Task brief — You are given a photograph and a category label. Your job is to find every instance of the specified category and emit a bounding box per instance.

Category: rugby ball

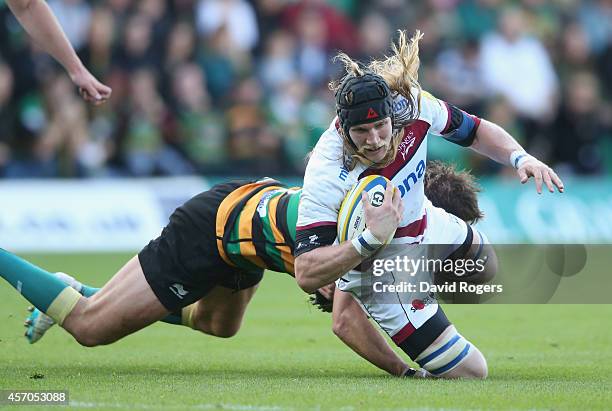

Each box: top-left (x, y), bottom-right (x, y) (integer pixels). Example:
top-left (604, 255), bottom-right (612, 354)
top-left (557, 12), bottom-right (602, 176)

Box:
top-left (337, 175), bottom-right (395, 243)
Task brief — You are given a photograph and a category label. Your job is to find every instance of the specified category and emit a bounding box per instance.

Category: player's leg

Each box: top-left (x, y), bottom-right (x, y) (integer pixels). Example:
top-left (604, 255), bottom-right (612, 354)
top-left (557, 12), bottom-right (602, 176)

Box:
top-left (184, 285), bottom-right (259, 338)
top-left (336, 270), bottom-right (487, 379)
top-left (180, 267), bottom-right (263, 337)
top-left (414, 323), bottom-right (487, 379)
top-left (1, 248), bottom-right (169, 347)
top-left (331, 285), bottom-right (412, 377)
top-left (24, 272), bottom-right (97, 343)
top-left (61, 255), bottom-right (169, 346)
top-left (23, 271), bottom-right (258, 343)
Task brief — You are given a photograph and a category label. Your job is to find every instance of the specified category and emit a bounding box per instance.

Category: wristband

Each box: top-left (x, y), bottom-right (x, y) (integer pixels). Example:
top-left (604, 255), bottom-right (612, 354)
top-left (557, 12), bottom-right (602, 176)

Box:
top-left (510, 150), bottom-right (530, 169)
top-left (351, 228), bottom-right (383, 257)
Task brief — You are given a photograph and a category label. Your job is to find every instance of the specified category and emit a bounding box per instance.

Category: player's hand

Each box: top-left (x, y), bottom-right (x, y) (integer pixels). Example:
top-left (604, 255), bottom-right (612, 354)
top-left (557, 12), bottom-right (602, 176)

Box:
top-left (70, 65), bottom-right (112, 105)
top-left (317, 283), bottom-right (336, 300)
top-left (362, 182), bottom-right (402, 243)
top-left (517, 157), bottom-right (564, 194)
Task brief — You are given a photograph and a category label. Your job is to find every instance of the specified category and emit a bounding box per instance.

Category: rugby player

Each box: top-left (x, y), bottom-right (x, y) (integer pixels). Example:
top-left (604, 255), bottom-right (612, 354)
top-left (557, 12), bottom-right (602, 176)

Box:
top-left (6, 0), bottom-right (111, 104)
top-left (293, 31), bottom-right (564, 379)
top-left (2, 163), bottom-right (481, 379)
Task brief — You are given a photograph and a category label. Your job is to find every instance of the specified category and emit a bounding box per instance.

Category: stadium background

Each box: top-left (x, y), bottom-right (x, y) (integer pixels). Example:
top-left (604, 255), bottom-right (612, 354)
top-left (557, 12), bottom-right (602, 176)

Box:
top-left (1, 1), bottom-right (612, 410)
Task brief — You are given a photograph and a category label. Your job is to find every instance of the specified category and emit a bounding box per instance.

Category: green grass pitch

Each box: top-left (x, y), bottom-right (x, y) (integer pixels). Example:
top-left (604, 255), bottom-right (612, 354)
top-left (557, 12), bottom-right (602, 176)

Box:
top-left (0, 253), bottom-right (611, 410)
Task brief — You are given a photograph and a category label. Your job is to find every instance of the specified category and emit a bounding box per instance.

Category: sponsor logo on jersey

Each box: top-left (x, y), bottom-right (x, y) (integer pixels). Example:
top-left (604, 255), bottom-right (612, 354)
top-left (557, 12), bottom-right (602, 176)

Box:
top-left (410, 293), bottom-right (435, 313)
top-left (339, 166), bottom-right (349, 181)
top-left (308, 234), bottom-right (320, 245)
top-left (257, 190), bottom-right (280, 218)
top-left (398, 131), bottom-right (416, 161)
top-left (397, 159), bottom-right (426, 198)
top-left (393, 95), bottom-right (411, 126)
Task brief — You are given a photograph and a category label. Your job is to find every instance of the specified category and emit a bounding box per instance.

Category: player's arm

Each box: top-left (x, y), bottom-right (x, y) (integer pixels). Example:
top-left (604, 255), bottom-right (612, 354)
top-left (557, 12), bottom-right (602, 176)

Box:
top-left (425, 92), bottom-right (564, 194)
top-left (6, 0), bottom-right (111, 104)
top-left (295, 242), bottom-right (361, 294)
top-left (331, 286), bottom-right (412, 377)
top-left (469, 120), bottom-right (564, 194)
top-left (294, 184), bottom-right (401, 294)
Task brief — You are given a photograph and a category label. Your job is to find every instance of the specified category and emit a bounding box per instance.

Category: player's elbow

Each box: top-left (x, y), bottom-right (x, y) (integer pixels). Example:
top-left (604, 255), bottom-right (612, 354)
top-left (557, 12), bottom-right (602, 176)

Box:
top-left (294, 255), bottom-right (318, 293)
top-left (295, 272), bottom-right (317, 294)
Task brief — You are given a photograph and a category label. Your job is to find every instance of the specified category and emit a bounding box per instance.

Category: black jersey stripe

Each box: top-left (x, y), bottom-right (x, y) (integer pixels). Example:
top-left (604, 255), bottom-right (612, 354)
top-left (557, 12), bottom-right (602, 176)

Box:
top-left (251, 208), bottom-right (279, 271)
top-left (276, 193), bottom-right (294, 251)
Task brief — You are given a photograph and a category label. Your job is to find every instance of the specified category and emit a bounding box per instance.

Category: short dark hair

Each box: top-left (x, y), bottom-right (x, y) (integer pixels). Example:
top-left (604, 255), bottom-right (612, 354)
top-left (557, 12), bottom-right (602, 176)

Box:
top-left (424, 161), bottom-right (483, 224)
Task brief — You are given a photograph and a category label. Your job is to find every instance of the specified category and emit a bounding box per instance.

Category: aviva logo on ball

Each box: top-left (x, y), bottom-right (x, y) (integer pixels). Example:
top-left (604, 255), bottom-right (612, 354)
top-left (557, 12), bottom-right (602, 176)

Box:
top-left (337, 175), bottom-right (390, 243)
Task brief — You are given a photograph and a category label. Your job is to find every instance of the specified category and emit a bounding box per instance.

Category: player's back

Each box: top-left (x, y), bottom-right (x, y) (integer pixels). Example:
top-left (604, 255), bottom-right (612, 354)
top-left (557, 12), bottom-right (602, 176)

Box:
top-left (216, 179), bottom-right (301, 275)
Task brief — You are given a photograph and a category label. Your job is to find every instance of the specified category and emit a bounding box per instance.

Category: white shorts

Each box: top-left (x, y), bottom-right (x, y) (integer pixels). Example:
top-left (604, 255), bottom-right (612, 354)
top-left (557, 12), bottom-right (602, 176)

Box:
top-left (336, 198), bottom-right (471, 359)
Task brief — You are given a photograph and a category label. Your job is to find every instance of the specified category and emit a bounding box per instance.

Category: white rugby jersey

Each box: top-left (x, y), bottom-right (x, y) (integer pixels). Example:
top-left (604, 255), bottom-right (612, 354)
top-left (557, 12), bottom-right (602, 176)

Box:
top-left (295, 90), bottom-right (479, 254)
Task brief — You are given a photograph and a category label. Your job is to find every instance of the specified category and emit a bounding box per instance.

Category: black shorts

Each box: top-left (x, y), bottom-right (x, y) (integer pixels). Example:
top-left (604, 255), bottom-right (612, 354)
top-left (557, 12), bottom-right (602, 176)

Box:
top-left (139, 181), bottom-right (264, 312)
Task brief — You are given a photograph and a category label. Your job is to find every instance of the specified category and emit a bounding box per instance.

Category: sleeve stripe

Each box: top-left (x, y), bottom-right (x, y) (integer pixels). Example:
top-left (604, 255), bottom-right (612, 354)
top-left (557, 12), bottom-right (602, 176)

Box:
top-left (442, 100), bottom-right (452, 134)
top-left (296, 221), bottom-right (337, 231)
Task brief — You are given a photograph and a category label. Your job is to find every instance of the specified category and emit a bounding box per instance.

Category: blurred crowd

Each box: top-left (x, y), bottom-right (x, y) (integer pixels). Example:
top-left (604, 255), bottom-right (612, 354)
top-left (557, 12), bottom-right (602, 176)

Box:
top-left (0, 0), bottom-right (611, 178)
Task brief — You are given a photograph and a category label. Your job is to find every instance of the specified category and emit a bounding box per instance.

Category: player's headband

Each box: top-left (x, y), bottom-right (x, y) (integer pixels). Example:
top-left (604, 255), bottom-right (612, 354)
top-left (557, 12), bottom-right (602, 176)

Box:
top-left (335, 72), bottom-right (394, 148)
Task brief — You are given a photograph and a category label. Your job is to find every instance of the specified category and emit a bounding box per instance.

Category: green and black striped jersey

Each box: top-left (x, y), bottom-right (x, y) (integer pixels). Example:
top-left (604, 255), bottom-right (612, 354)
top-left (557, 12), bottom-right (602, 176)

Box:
top-left (216, 180), bottom-right (301, 275)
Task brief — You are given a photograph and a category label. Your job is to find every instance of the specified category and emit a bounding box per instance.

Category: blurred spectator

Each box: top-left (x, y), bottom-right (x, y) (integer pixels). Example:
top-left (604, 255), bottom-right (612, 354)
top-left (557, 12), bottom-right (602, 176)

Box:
top-left (357, 12), bottom-right (392, 60)
top-left (226, 77), bottom-right (284, 175)
top-left (558, 21), bottom-right (593, 80)
top-left (480, 6), bottom-right (558, 145)
top-left (197, 25), bottom-right (239, 101)
top-left (253, 0), bottom-right (286, 52)
top-left (48, 0), bottom-right (91, 51)
top-left (0, 0), bottom-right (610, 178)
top-left (196, 0), bottom-right (259, 52)
top-left (282, 0), bottom-right (358, 53)
top-left (258, 29), bottom-right (297, 91)
top-left (119, 69), bottom-right (192, 176)
top-left (294, 7), bottom-right (329, 87)
top-left (165, 21), bottom-right (197, 73)
top-left (548, 72), bottom-right (611, 175)
top-left (80, 7), bottom-right (115, 79)
top-left (431, 39), bottom-right (486, 114)
top-left (456, 0), bottom-right (500, 40)
top-left (0, 62), bottom-right (16, 174)
top-left (598, 41), bottom-right (612, 101)
top-left (168, 62), bottom-right (226, 172)
top-left (35, 72), bottom-right (89, 176)
top-left (578, 0), bottom-right (612, 55)
top-left (113, 13), bottom-right (157, 72)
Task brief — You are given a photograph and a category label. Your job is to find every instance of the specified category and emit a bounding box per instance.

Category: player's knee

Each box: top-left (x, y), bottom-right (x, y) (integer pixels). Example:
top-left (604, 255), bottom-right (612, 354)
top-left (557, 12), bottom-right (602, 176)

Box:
top-left (416, 330), bottom-right (487, 379)
top-left (207, 326), bottom-right (239, 338)
top-left (455, 348), bottom-right (488, 379)
top-left (332, 310), bottom-right (352, 340)
top-left (194, 318), bottom-right (240, 338)
top-left (70, 321), bottom-right (106, 347)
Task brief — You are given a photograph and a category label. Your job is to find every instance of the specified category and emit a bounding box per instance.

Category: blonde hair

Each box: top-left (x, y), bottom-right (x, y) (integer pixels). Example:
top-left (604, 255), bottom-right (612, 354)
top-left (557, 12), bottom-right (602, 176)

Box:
top-left (329, 30), bottom-right (423, 170)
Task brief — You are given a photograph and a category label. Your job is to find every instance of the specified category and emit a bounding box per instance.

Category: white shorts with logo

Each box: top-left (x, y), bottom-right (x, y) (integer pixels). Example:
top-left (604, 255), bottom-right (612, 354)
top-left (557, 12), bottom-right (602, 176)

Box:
top-left (336, 198), bottom-right (470, 358)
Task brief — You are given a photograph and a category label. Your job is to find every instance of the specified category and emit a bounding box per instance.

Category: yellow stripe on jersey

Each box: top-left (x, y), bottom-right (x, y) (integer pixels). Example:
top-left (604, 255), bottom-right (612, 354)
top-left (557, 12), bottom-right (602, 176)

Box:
top-left (216, 181), bottom-right (271, 267)
top-left (237, 186), bottom-right (279, 269)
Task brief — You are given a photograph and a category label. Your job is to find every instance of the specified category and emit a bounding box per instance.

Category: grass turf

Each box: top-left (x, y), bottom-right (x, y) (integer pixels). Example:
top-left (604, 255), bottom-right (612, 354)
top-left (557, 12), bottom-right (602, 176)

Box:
top-left (0, 253), bottom-right (611, 410)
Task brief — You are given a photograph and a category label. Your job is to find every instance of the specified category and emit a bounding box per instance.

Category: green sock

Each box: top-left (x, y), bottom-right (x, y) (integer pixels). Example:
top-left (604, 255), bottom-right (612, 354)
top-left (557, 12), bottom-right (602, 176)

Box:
top-left (80, 285), bottom-right (99, 298)
top-left (0, 248), bottom-right (81, 325)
